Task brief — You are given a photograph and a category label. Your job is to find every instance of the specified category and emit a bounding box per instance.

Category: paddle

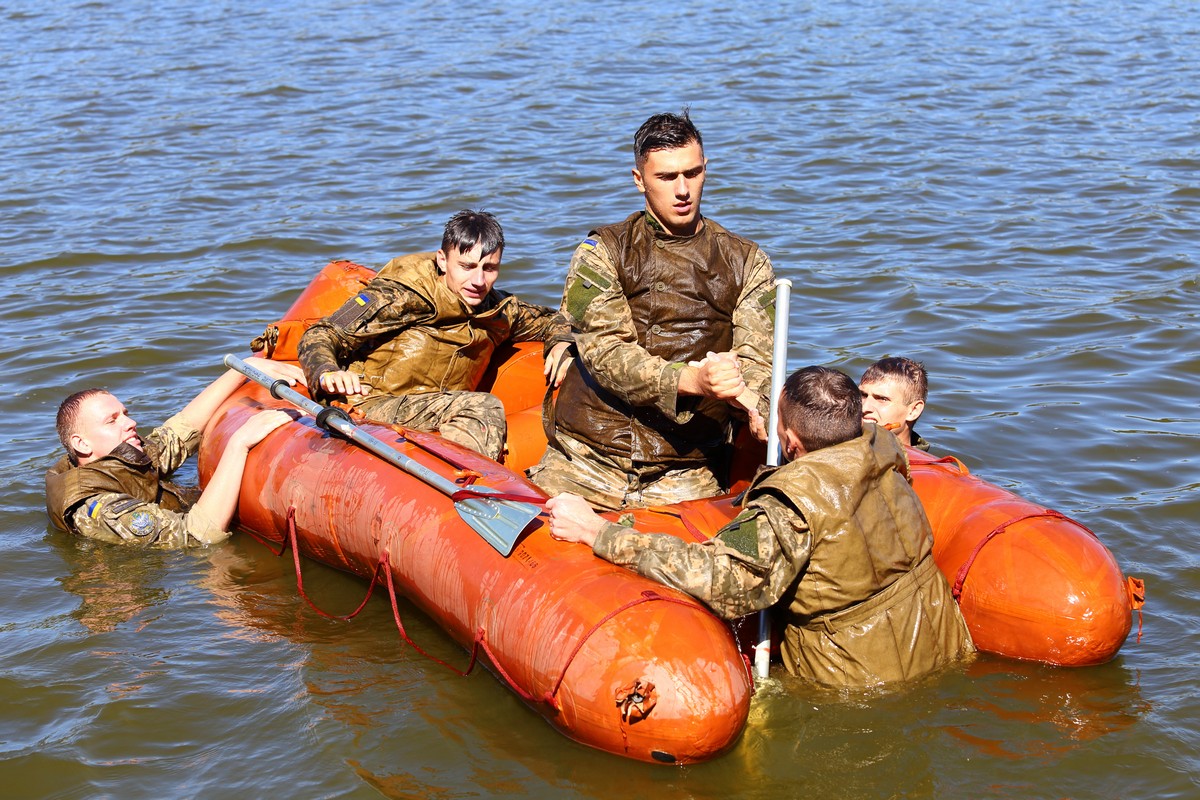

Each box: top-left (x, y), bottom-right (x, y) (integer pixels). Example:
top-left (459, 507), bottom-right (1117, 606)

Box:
top-left (754, 277), bottom-right (793, 682)
top-left (224, 354), bottom-right (541, 556)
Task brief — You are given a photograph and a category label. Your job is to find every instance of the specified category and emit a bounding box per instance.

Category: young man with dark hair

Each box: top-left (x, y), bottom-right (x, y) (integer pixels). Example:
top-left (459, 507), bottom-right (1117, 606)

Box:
top-left (46, 358), bottom-right (301, 547)
top-left (530, 110), bottom-right (776, 510)
top-left (860, 356), bottom-right (930, 451)
top-left (298, 209), bottom-right (571, 462)
top-left (546, 366), bottom-right (974, 689)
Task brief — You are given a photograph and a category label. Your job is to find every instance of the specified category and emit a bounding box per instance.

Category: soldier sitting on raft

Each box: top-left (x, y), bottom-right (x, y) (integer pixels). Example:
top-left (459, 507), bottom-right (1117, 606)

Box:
top-left (296, 210), bottom-right (572, 462)
top-left (546, 365), bottom-right (975, 688)
top-left (46, 358), bottom-right (301, 548)
top-left (860, 356), bottom-right (931, 452)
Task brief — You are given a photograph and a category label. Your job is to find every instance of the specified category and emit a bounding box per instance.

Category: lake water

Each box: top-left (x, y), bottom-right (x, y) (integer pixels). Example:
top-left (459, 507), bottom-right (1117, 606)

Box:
top-left (2, 1), bottom-right (1197, 797)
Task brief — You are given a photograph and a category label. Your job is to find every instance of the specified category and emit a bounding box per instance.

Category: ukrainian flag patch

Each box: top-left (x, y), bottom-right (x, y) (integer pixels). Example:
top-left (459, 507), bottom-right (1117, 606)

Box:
top-left (86, 500), bottom-right (100, 519)
top-left (580, 238), bottom-right (597, 251)
top-left (353, 292), bottom-right (370, 306)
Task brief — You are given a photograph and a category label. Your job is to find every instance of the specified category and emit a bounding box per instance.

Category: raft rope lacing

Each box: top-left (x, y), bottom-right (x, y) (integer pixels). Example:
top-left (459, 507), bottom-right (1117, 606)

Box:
top-left (248, 506), bottom-right (716, 710)
top-left (951, 508), bottom-right (1145, 643)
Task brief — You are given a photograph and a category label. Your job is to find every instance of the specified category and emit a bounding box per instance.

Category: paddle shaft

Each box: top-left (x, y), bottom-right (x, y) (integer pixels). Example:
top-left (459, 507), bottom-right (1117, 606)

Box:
top-left (224, 354), bottom-right (485, 500)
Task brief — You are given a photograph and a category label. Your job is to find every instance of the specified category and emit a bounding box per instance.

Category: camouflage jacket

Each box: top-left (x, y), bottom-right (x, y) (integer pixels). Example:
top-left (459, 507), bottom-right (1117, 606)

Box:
top-left (298, 252), bottom-right (563, 403)
top-left (551, 211), bottom-right (775, 465)
top-left (593, 424), bottom-right (973, 686)
top-left (45, 414), bottom-right (208, 548)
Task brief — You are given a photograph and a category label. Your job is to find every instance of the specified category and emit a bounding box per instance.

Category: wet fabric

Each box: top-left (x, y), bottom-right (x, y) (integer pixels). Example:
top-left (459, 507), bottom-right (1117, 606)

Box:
top-left (360, 390), bottom-right (507, 461)
top-left (298, 252), bottom-right (561, 459)
top-left (534, 211), bottom-right (775, 506)
top-left (45, 414), bottom-right (209, 548)
top-left (592, 424), bottom-right (975, 687)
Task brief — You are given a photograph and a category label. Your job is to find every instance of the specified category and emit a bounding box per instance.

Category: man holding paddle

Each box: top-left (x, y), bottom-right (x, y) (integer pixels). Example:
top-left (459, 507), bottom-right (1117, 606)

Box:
top-left (297, 210), bottom-right (571, 462)
top-left (529, 110), bottom-right (776, 510)
top-left (46, 357), bottom-right (301, 547)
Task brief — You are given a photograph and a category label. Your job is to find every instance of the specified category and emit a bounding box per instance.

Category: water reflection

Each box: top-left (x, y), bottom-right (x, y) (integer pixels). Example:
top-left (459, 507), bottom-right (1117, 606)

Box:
top-left (54, 533), bottom-right (170, 635)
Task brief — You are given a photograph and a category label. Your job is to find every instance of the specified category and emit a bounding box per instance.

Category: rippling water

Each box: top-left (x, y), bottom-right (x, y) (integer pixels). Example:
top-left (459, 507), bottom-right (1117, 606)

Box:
top-left (2, 1), bottom-right (1197, 797)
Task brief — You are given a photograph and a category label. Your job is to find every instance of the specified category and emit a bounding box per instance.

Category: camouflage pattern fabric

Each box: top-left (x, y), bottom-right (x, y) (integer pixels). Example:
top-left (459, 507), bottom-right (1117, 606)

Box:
top-left (527, 430), bottom-right (720, 512)
top-left (592, 427), bottom-right (975, 688)
top-left (360, 390), bottom-right (507, 461)
top-left (532, 215), bottom-right (775, 506)
top-left (67, 414), bottom-right (211, 548)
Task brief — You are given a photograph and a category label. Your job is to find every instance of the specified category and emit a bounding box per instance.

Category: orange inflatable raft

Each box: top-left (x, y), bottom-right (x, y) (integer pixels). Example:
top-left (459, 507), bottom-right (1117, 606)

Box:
top-left (199, 261), bottom-right (1142, 762)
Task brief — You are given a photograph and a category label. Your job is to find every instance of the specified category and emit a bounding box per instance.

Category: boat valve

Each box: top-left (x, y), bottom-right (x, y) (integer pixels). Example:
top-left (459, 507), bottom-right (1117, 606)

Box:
top-left (615, 678), bottom-right (657, 723)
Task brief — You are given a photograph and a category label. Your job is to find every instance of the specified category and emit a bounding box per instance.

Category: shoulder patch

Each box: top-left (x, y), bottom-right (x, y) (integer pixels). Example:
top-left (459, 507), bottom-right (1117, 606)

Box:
top-left (758, 286), bottom-right (777, 320)
top-left (128, 510), bottom-right (157, 538)
top-left (327, 291), bottom-right (381, 329)
top-left (565, 263), bottom-right (612, 320)
top-left (580, 237), bottom-right (598, 251)
top-left (718, 512), bottom-right (760, 559)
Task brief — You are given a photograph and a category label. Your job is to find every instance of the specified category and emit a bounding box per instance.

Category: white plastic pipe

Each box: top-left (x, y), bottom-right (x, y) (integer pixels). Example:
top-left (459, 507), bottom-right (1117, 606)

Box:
top-left (754, 278), bottom-right (792, 682)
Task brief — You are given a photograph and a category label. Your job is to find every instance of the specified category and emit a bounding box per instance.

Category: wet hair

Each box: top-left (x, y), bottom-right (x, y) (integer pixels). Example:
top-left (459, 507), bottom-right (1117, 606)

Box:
top-left (56, 388), bottom-right (109, 460)
top-left (861, 356), bottom-right (928, 403)
top-left (441, 209), bottom-right (505, 257)
top-left (778, 366), bottom-right (863, 453)
top-left (633, 108), bottom-right (703, 169)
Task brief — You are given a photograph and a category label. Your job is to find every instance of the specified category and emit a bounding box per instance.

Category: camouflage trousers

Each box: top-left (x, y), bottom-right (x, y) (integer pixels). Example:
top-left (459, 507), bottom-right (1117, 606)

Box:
top-left (359, 391), bottom-right (507, 461)
top-left (528, 430), bottom-right (720, 511)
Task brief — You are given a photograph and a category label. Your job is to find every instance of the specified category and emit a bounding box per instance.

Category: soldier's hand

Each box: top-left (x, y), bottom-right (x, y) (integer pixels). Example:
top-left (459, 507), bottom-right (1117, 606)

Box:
top-left (318, 369), bottom-right (368, 396)
top-left (247, 357), bottom-right (307, 387)
top-left (689, 351), bottom-right (747, 401)
top-left (544, 341), bottom-right (575, 388)
top-left (228, 409), bottom-right (296, 452)
top-left (745, 404), bottom-right (768, 442)
top-left (546, 493), bottom-right (603, 547)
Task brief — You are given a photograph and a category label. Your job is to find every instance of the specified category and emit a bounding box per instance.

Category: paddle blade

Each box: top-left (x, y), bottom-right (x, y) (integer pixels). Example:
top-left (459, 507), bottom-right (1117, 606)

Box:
top-left (455, 497), bottom-right (541, 556)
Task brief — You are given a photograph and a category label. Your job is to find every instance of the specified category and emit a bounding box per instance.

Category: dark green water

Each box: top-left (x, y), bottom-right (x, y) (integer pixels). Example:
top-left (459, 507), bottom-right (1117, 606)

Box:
top-left (2, 1), bottom-right (1196, 797)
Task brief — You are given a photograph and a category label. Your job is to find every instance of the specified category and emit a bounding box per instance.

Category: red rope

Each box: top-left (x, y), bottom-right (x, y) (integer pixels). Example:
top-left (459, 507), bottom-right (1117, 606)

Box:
top-left (378, 550), bottom-right (484, 678)
top-left (951, 509), bottom-right (1096, 601)
top-left (280, 507), bottom-right (384, 621)
top-left (546, 589), bottom-right (698, 702)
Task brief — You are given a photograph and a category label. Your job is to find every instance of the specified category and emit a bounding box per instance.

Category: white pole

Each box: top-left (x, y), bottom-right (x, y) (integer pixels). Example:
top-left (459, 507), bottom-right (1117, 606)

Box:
top-left (754, 278), bottom-right (792, 682)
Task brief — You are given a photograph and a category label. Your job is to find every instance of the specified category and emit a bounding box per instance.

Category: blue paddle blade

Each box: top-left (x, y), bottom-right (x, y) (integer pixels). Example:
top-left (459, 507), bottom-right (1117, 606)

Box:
top-left (455, 497), bottom-right (542, 556)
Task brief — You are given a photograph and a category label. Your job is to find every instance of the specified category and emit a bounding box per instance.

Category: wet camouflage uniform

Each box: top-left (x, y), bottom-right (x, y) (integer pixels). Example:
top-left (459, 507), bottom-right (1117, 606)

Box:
top-left (45, 414), bottom-right (210, 548)
top-left (592, 424), bottom-right (975, 688)
top-left (530, 212), bottom-right (775, 510)
top-left (910, 429), bottom-right (931, 452)
top-left (298, 252), bottom-right (561, 461)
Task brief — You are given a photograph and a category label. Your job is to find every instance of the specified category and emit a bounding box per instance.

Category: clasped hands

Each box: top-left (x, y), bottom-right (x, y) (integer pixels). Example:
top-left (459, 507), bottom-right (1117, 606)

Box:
top-left (687, 352), bottom-right (767, 442)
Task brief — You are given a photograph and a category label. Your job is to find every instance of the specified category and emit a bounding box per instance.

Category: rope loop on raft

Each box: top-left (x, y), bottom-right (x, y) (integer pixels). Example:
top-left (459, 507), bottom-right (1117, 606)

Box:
top-left (252, 507), bottom-right (386, 621)
top-left (951, 509), bottom-right (1094, 601)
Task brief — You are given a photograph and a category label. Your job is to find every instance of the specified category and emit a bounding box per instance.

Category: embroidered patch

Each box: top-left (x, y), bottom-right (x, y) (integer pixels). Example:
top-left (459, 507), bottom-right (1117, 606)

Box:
top-left (129, 510), bottom-right (157, 538)
top-left (328, 291), bottom-right (379, 329)
top-left (580, 238), bottom-right (598, 251)
top-left (718, 513), bottom-right (760, 558)
top-left (565, 264), bottom-right (611, 320)
top-left (758, 286), bottom-right (777, 321)
top-left (86, 500), bottom-right (101, 519)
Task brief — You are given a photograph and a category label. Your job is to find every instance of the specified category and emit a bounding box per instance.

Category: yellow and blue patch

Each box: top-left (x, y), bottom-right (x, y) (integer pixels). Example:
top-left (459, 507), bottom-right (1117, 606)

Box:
top-left (580, 238), bottom-right (597, 252)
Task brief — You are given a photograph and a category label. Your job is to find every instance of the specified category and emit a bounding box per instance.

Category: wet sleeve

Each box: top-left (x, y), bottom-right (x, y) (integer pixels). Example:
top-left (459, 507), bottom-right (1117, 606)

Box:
top-left (145, 414), bottom-right (202, 476)
top-left (504, 296), bottom-right (563, 343)
top-left (592, 494), bottom-right (813, 620)
top-left (561, 239), bottom-right (691, 420)
top-left (69, 493), bottom-right (192, 548)
top-left (296, 281), bottom-right (434, 387)
top-left (732, 248), bottom-right (777, 418)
